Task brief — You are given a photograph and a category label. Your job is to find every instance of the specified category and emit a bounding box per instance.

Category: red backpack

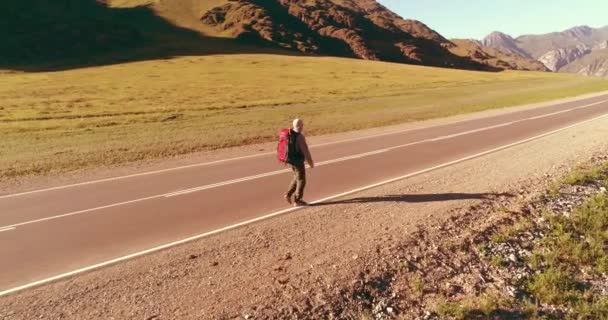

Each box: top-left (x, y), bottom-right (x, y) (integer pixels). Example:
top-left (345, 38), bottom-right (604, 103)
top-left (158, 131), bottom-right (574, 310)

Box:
top-left (277, 128), bottom-right (291, 163)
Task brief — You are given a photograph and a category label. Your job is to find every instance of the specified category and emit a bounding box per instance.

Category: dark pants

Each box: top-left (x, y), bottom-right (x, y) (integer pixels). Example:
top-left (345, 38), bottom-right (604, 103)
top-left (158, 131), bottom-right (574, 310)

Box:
top-left (286, 163), bottom-right (306, 201)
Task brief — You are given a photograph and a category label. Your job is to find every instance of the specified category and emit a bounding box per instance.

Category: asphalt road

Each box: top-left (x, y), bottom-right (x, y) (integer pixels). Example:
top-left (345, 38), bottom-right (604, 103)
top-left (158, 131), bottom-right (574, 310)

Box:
top-left (1, 94), bottom-right (608, 295)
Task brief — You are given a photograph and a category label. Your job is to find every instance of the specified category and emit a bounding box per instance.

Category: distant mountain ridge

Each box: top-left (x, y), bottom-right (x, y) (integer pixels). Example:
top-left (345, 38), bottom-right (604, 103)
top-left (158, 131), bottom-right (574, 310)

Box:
top-left (448, 38), bottom-right (547, 72)
top-left (481, 25), bottom-right (608, 77)
top-left (481, 32), bottom-right (531, 59)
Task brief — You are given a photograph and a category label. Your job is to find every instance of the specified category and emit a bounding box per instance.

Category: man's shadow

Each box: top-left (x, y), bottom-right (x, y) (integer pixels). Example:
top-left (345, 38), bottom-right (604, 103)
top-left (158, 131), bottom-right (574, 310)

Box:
top-left (313, 193), bottom-right (513, 206)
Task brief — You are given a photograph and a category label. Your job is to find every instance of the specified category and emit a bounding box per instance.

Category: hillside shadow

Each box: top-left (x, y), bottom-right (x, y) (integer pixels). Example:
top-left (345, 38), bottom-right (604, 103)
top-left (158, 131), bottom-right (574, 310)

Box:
top-left (0, 0), bottom-right (304, 72)
top-left (313, 193), bottom-right (513, 206)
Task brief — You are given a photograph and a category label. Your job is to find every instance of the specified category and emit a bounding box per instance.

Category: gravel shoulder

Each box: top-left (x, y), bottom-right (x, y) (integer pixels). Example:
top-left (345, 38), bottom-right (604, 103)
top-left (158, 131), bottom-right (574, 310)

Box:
top-left (2, 98), bottom-right (608, 319)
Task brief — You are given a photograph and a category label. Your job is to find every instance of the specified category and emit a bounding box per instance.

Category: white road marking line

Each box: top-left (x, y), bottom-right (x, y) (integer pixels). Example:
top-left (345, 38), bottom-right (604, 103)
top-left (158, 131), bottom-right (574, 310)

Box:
top-left (2, 111), bottom-right (607, 297)
top-left (427, 121), bottom-right (515, 142)
top-left (164, 169), bottom-right (290, 197)
top-left (1, 98), bottom-right (606, 200)
top-left (0, 227), bottom-right (15, 233)
top-left (2, 102), bottom-right (607, 229)
top-left (165, 148), bottom-right (392, 197)
top-left (165, 101), bottom-right (605, 197)
top-left (0, 122), bottom-right (501, 228)
top-left (527, 102), bottom-right (596, 120)
top-left (164, 120), bottom-right (513, 198)
top-left (2, 195), bottom-right (162, 229)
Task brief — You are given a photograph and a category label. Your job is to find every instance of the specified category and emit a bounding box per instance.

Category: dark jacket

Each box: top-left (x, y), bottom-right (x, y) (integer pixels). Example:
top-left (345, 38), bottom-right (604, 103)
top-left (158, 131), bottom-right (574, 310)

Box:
top-left (288, 129), bottom-right (313, 167)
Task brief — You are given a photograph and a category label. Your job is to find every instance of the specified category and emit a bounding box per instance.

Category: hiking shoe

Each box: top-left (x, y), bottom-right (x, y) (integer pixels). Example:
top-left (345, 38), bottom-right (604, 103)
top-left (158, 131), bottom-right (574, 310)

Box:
top-left (294, 200), bottom-right (309, 207)
top-left (284, 194), bottom-right (293, 204)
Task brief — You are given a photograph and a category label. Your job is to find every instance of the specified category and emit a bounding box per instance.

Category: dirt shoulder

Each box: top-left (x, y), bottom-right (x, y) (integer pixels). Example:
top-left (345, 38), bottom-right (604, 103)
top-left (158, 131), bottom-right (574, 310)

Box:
top-left (4, 90), bottom-right (608, 196)
top-left (2, 96), bottom-right (608, 319)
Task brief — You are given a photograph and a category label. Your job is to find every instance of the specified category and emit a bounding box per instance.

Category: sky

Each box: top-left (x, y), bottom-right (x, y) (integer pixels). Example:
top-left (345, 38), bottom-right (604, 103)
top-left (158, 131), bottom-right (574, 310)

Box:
top-left (378, 0), bottom-right (608, 40)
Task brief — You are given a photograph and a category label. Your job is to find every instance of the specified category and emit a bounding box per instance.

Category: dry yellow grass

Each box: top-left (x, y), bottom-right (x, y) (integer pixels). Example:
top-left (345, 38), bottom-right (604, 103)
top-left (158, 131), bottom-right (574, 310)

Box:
top-left (2, 54), bottom-right (608, 181)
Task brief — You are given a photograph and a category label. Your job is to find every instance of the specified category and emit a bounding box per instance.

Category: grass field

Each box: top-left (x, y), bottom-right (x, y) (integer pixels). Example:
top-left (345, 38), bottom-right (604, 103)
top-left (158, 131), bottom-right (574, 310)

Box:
top-left (2, 54), bottom-right (608, 181)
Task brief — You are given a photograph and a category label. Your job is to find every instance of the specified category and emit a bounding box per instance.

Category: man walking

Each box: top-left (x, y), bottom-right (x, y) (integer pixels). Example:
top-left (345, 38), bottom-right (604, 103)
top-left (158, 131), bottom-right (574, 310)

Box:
top-left (285, 118), bottom-right (314, 207)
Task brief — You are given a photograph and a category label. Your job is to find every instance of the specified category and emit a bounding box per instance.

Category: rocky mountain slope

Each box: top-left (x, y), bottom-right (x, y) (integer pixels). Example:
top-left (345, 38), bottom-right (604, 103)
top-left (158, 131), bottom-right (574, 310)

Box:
top-left (517, 25), bottom-right (608, 59)
top-left (537, 44), bottom-right (591, 72)
top-left (561, 48), bottom-right (608, 77)
top-left (180, 0), bottom-right (552, 71)
top-left (194, 0), bottom-right (490, 69)
top-left (482, 26), bottom-right (608, 77)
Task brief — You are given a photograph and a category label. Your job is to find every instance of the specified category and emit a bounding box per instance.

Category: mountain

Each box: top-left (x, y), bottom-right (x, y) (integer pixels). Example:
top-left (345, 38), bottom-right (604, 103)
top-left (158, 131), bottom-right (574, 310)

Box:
top-left (481, 31), bottom-right (531, 59)
top-left (0, 0), bottom-right (143, 65)
top-left (538, 44), bottom-right (591, 72)
top-left (150, 0), bottom-right (554, 71)
top-left (0, 0), bottom-right (261, 70)
top-left (194, 0), bottom-right (490, 69)
top-left (481, 26), bottom-right (608, 77)
top-left (516, 25), bottom-right (608, 59)
top-left (2, 0), bottom-right (521, 72)
top-left (561, 49), bottom-right (608, 77)
top-left (449, 39), bottom-right (547, 71)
